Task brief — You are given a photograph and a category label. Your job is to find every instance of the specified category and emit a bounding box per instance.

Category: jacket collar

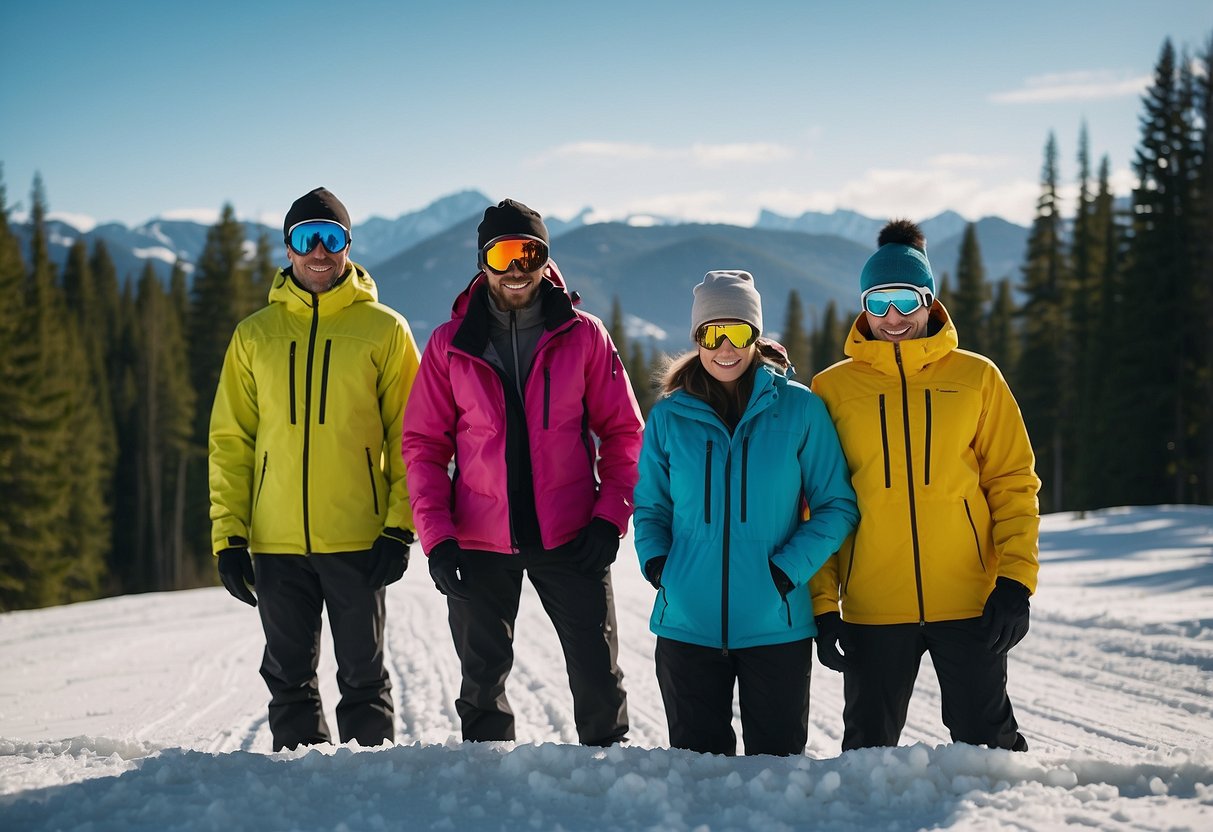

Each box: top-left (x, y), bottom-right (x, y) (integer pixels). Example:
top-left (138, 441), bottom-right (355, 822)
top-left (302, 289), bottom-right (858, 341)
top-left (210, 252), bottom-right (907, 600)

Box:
top-left (268, 261), bottom-right (378, 316)
top-left (843, 302), bottom-right (958, 376)
top-left (665, 364), bottom-right (785, 431)
top-left (450, 265), bottom-right (577, 356)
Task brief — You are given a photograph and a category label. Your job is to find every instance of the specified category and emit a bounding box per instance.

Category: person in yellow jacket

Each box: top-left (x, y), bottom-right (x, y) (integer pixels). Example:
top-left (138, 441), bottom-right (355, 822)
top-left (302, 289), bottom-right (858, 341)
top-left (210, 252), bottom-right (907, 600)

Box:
top-left (810, 219), bottom-right (1040, 753)
top-left (209, 187), bottom-right (421, 751)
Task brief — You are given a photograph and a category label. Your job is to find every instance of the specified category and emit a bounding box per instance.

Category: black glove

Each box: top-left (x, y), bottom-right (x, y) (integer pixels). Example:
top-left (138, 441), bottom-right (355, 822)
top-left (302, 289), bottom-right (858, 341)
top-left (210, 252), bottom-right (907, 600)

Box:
top-left (770, 562), bottom-right (794, 598)
top-left (367, 527), bottom-right (413, 588)
top-left (814, 611), bottom-right (850, 672)
top-left (217, 545), bottom-right (256, 607)
top-left (428, 539), bottom-right (470, 601)
top-left (573, 517), bottom-right (621, 574)
top-left (643, 555), bottom-right (667, 590)
top-left (981, 577), bottom-right (1031, 654)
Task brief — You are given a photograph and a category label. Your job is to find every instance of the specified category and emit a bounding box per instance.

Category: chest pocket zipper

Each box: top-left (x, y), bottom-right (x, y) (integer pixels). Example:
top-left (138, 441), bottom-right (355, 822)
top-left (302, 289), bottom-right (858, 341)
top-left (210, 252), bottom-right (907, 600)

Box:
top-left (704, 440), bottom-right (713, 523)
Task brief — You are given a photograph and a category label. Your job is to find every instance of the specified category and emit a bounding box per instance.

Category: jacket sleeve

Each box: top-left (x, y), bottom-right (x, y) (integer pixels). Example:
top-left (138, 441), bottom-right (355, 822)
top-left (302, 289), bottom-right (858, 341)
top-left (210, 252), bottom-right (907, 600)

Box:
top-left (808, 372), bottom-right (845, 615)
top-left (632, 405), bottom-right (673, 574)
top-left (771, 392), bottom-right (859, 590)
top-left (582, 318), bottom-right (645, 534)
top-left (208, 328), bottom-right (258, 554)
top-left (381, 317), bottom-right (422, 533)
top-left (401, 329), bottom-right (460, 553)
top-left (976, 362), bottom-right (1041, 593)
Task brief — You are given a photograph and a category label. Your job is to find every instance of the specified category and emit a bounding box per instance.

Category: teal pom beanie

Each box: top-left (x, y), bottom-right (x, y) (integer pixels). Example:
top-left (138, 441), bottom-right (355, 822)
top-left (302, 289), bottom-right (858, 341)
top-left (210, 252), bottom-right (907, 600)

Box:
top-left (859, 243), bottom-right (935, 298)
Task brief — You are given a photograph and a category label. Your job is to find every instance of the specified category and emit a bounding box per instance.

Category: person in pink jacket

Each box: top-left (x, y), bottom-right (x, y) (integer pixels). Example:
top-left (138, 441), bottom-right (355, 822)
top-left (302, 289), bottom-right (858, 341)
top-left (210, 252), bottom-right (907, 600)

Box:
top-left (402, 199), bottom-right (643, 746)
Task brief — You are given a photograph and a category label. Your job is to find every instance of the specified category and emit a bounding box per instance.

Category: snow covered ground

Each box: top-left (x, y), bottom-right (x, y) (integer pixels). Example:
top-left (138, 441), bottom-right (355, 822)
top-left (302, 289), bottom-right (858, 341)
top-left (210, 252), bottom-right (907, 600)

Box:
top-left (2, 505), bottom-right (1211, 830)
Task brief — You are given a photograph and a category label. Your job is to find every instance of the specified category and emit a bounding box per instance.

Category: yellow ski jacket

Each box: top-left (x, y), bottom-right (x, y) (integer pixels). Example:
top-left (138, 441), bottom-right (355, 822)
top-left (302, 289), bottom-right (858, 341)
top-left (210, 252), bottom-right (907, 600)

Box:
top-left (809, 303), bottom-right (1040, 624)
top-left (209, 263), bottom-right (420, 555)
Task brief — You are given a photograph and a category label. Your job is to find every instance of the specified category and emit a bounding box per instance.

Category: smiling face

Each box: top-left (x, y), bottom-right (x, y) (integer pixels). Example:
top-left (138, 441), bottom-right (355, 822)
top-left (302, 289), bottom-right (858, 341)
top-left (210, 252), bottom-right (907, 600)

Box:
top-left (865, 303), bottom-right (930, 343)
top-left (697, 319), bottom-right (757, 391)
top-left (485, 261), bottom-right (545, 311)
top-left (286, 239), bottom-right (349, 294)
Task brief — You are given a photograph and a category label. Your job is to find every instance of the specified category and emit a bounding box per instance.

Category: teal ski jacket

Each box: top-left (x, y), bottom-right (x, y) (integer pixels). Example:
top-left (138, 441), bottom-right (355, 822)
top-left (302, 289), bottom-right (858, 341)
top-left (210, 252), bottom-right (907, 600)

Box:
top-left (634, 365), bottom-right (859, 650)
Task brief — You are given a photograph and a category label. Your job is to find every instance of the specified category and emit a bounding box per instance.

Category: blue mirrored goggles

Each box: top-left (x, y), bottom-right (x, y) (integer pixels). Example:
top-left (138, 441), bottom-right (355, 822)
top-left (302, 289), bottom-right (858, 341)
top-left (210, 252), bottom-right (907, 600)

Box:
top-left (861, 285), bottom-right (933, 317)
top-left (286, 220), bottom-right (350, 256)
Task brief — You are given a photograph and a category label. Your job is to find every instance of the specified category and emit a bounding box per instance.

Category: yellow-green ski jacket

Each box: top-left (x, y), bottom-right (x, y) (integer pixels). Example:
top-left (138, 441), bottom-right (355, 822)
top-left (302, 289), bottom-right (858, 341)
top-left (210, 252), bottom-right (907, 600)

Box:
top-left (209, 263), bottom-right (420, 555)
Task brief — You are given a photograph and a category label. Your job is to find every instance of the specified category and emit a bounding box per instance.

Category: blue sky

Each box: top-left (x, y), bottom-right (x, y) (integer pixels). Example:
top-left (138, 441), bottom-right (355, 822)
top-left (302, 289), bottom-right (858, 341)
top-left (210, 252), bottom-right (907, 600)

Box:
top-left (2, 0), bottom-right (1210, 229)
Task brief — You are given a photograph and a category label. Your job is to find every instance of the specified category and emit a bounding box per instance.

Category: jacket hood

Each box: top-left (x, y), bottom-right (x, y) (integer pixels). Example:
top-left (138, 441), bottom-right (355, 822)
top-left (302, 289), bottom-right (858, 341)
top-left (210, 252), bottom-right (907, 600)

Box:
top-left (843, 301), bottom-right (959, 375)
top-left (269, 261), bottom-right (378, 315)
top-left (449, 259), bottom-right (575, 319)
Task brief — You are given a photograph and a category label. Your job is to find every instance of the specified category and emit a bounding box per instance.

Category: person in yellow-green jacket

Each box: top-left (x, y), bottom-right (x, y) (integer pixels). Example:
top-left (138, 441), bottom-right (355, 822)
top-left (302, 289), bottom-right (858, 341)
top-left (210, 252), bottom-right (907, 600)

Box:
top-left (209, 187), bottom-right (421, 751)
top-left (810, 219), bottom-right (1040, 753)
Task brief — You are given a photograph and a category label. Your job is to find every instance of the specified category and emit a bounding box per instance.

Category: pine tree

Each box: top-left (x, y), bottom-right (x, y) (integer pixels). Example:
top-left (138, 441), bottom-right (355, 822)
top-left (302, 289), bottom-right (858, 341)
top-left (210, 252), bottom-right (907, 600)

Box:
top-left (1064, 124), bottom-right (1099, 510)
top-left (951, 224), bottom-right (989, 355)
top-left (1088, 155), bottom-right (1133, 508)
top-left (628, 340), bottom-right (657, 417)
top-left (249, 231), bottom-right (279, 305)
top-left (10, 176), bottom-right (108, 606)
top-left (0, 173), bottom-right (47, 609)
top-left (984, 279), bottom-right (1019, 378)
top-left (1198, 33), bottom-right (1213, 503)
top-left (132, 262), bottom-right (197, 589)
top-left (1124, 39), bottom-right (1202, 503)
top-left (186, 205), bottom-right (254, 574)
top-left (812, 301), bottom-right (844, 378)
top-left (607, 296), bottom-right (627, 356)
top-left (1016, 133), bottom-right (1070, 511)
top-left (781, 289), bottom-right (811, 380)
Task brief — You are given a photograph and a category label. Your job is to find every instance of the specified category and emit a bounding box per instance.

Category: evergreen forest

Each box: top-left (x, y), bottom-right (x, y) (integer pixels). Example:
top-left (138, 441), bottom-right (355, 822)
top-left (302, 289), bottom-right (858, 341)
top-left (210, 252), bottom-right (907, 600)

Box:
top-left (1, 35), bottom-right (1210, 611)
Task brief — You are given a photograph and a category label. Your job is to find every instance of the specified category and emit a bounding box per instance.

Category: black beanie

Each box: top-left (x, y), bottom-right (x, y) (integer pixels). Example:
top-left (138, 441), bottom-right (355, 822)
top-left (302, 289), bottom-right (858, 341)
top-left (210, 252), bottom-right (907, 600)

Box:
top-left (477, 199), bottom-right (549, 249)
top-left (283, 187), bottom-right (351, 241)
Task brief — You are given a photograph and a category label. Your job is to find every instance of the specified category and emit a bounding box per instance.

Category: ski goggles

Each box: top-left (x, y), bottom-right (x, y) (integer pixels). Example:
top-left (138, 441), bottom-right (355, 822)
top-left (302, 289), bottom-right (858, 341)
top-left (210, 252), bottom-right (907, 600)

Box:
top-left (287, 220), bottom-right (350, 256)
top-left (695, 321), bottom-right (759, 350)
top-left (479, 235), bottom-right (549, 274)
top-left (861, 285), bottom-right (933, 317)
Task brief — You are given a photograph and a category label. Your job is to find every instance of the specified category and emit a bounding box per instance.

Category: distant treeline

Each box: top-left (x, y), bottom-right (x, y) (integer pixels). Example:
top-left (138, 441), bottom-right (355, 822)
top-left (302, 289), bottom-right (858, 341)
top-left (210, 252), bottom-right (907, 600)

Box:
top-left (1, 34), bottom-right (1209, 612)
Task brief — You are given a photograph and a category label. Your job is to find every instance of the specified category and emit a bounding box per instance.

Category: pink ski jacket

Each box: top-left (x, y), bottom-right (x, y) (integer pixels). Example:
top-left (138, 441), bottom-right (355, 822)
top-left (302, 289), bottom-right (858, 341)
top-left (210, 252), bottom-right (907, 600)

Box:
top-left (401, 263), bottom-right (643, 554)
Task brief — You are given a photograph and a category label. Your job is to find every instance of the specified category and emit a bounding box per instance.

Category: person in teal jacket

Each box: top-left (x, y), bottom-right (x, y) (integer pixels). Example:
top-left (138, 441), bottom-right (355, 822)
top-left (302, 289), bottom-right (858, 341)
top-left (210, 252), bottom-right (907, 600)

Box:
top-left (634, 270), bottom-right (859, 756)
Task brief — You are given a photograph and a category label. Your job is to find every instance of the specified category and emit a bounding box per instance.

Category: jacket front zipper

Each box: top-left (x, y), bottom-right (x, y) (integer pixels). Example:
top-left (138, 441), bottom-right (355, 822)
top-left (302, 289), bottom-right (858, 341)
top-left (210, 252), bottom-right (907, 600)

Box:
top-left (895, 344), bottom-right (926, 624)
top-left (703, 440), bottom-right (713, 523)
top-left (740, 436), bottom-right (749, 523)
top-left (721, 447), bottom-right (733, 654)
top-left (301, 294), bottom-right (320, 553)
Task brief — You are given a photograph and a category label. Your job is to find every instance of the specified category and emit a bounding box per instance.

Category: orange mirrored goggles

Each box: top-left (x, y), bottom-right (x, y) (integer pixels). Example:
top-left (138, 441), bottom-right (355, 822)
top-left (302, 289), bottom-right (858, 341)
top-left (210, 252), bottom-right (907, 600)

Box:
top-left (479, 235), bottom-right (549, 274)
top-left (695, 322), bottom-right (758, 350)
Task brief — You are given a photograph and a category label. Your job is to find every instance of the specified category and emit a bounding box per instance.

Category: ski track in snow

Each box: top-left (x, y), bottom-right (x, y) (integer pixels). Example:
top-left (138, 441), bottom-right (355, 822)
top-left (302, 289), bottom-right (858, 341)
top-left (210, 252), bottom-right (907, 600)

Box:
top-left (1, 506), bottom-right (1212, 830)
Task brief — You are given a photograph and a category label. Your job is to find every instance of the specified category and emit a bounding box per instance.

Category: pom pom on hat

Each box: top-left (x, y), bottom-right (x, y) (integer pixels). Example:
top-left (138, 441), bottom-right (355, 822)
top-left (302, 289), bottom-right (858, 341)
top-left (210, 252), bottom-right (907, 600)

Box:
top-left (283, 187), bottom-right (351, 241)
top-left (477, 199), bottom-right (549, 250)
top-left (860, 219), bottom-right (935, 298)
top-left (690, 270), bottom-right (763, 341)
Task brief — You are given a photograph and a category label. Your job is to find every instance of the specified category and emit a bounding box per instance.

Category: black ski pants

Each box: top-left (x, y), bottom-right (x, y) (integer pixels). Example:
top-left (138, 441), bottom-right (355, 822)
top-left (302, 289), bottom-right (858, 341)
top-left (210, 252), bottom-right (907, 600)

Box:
top-left (655, 636), bottom-right (813, 757)
top-left (445, 548), bottom-right (628, 746)
top-left (254, 552), bottom-right (393, 752)
top-left (841, 617), bottom-right (1026, 752)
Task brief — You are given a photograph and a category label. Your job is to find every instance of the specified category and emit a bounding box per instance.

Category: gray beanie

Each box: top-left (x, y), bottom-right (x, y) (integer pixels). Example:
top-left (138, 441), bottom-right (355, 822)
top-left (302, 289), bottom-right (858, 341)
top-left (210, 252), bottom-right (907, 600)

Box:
top-left (690, 270), bottom-right (763, 341)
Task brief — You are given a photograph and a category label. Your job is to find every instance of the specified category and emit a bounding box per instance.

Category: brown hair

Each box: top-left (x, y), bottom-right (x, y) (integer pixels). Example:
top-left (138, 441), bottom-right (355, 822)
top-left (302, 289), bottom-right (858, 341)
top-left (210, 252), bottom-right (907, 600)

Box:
top-left (658, 339), bottom-right (790, 428)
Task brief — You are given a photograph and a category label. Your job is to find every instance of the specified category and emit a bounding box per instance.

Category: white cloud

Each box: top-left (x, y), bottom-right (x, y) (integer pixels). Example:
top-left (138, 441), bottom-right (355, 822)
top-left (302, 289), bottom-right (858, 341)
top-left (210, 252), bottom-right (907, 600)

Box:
top-left (160, 207), bottom-right (222, 224)
top-left (927, 153), bottom-right (1014, 170)
top-left (538, 140), bottom-right (796, 168)
top-left (46, 211), bottom-right (97, 233)
top-left (990, 70), bottom-right (1151, 104)
top-left (689, 142), bottom-right (794, 166)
